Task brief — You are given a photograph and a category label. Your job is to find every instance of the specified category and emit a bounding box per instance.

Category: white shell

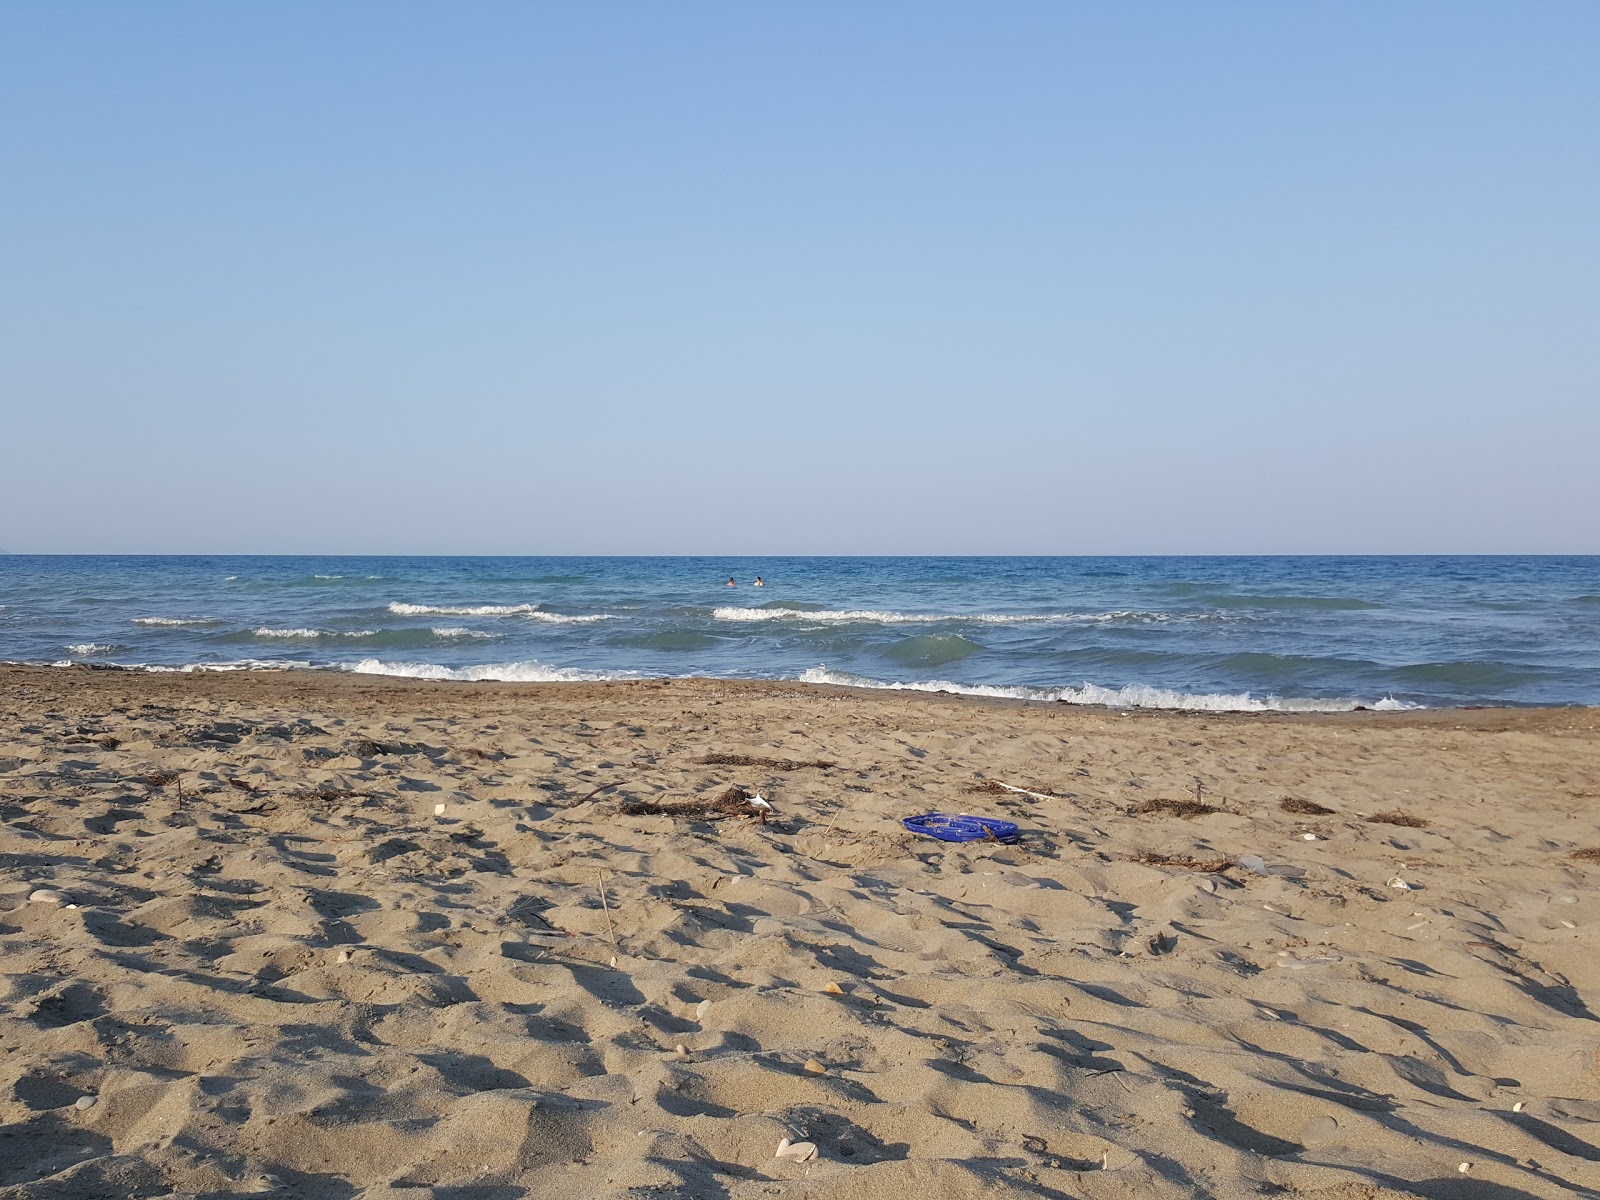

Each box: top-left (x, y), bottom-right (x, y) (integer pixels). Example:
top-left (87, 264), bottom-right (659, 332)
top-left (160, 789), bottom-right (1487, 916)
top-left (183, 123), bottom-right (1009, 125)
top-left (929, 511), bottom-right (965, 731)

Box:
top-left (1387, 876), bottom-right (1411, 890)
top-left (775, 1138), bottom-right (818, 1161)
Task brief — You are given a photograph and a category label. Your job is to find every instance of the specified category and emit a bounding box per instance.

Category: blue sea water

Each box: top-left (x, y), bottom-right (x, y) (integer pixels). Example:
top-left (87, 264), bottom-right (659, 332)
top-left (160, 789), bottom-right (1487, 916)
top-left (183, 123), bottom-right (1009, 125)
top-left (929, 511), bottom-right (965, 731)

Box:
top-left (2, 556), bottom-right (1598, 710)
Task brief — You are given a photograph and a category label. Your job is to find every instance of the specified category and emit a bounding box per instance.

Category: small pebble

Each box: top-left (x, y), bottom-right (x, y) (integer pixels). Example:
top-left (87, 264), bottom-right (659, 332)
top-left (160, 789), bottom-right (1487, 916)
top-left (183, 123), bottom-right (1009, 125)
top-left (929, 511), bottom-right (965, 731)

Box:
top-left (336, 949), bottom-right (351, 963)
top-left (1512, 1101), bottom-right (1524, 1112)
top-left (433, 803), bottom-right (447, 817)
top-left (1458, 1162), bottom-right (1472, 1174)
top-left (29, 889), bottom-right (65, 905)
top-left (674, 1044), bottom-right (688, 1058)
top-left (822, 981), bottom-right (845, 996)
top-left (1561, 920), bottom-right (1576, 929)
top-left (73, 1095), bottom-right (96, 1111)
top-left (1301, 833), bottom-right (1320, 841)
top-left (803, 1058), bottom-right (826, 1075)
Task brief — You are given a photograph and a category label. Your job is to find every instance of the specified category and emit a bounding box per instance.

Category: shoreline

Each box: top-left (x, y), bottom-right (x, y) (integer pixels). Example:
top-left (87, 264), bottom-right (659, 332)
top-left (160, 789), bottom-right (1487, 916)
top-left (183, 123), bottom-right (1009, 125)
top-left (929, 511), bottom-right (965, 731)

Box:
top-left (8, 661), bottom-right (1592, 721)
top-left (3, 661), bottom-right (1599, 1197)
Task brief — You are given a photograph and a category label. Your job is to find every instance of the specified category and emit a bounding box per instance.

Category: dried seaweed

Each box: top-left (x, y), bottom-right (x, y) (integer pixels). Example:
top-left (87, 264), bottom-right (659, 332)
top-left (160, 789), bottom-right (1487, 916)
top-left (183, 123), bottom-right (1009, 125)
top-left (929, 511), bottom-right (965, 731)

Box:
top-left (139, 771), bottom-right (179, 789)
top-left (1572, 847), bottom-right (1600, 863)
top-left (1135, 852), bottom-right (1233, 872)
top-left (1367, 810), bottom-right (1427, 828)
top-left (351, 738), bottom-right (415, 758)
top-left (1280, 797), bottom-right (1335, 816)
top-left (1132, 798), bottom-right (1220, 818)
top-left (693, 753), bottom-right (834, 771)
top-left (622, 785), bottom-right (760, 820)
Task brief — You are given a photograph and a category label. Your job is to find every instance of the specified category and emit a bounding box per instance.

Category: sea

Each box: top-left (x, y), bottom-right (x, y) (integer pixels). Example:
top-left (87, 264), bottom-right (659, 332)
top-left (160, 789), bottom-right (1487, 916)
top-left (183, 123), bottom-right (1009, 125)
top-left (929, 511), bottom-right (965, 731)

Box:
top-left (2, 556), bottom-right (1598, 711)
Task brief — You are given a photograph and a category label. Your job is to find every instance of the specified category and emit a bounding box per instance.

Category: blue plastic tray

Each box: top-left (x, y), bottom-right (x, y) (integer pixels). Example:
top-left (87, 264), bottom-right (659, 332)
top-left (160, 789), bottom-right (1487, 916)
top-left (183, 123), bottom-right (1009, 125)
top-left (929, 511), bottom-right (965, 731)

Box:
top-left (902, 813), bottom-right (1020, 844)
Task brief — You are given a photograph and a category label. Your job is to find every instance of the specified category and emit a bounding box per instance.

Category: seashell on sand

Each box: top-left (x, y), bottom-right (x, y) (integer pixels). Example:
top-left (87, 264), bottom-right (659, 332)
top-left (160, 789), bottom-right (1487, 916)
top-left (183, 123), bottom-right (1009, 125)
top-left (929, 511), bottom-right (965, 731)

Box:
top-left (775, 1137), bottom-right (818, 1161)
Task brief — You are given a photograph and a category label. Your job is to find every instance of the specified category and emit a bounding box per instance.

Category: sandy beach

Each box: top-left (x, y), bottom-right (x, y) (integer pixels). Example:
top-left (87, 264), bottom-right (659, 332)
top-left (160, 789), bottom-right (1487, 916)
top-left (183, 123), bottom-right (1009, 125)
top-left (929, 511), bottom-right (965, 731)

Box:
top-left (3, 663), bottom-right (1599, 1199)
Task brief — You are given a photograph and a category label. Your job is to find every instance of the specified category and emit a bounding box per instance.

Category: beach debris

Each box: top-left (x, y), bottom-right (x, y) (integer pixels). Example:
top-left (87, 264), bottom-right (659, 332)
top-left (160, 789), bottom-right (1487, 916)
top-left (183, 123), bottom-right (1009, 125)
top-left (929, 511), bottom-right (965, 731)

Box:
top-left (621, 786), bottom-right (769, 822)
top-left (694, 752), bottom-right (834, 770)
top-left (1237, 854), bottom-right (1269, 875)
top-left (433, 803), bottom-right (448, 817)
top-left (1368, 810), bottom-right (1428, 828)
top-left (1572, 847), bottom-right (1600, 863)
top-left (822, 981), bottom-right (846, 995)
top-left (139, 770), bottom-right (179, 788)
top-left (775, 1137), bottom-right (818, 1162)
top-left (901, 813), bottom-right (1020, 843)
top-left (1281, 797), bottom-right (1336, 815)
top-left (1135, 852), bottom-right (1232, 872)
top-left (1132, 797), bottom-right (1219, 818)
top-left (73, 1095), bottom-right (97, 1111)
top-left (695, 999), bottom-right (712, 1021)
top-left (1299, 1114), bottom-right (1339, 1147)
top-left (967, 780), bottom-right (1060, 802)
top-left (1100, 1146), bottom-right (1138, 1170)
top-left (1388, 876), bottom-right (1413, 891)
top-left (29, 888), bottom-right (66, 905)
top-left (803, 1057), bottom-right (826, 1075)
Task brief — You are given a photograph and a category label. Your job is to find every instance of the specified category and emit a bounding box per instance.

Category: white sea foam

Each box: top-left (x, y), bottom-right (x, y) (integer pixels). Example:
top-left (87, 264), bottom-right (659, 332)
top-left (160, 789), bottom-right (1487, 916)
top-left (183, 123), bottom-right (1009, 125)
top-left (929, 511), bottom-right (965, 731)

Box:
top-left (133, 616), bottom-right (218, 626)
top-left (796, 667), bottom-right (1420, 712)
top-left (313, 574), bottom-right (343, 580)
top-left (387, 602), bottom-right (610, 623)
top-left (143, 659), bottom-right (316, 673)
top-left (430, 626), bottom-right (500, 640)
top-left (254, 627), bottom-right (388, 639)
top-left (712, 607), bottom-right (1178, 625)
top-left (345, 658), bottom-right (632, 682)
top-left (65, 643), bottom-right (116, 656)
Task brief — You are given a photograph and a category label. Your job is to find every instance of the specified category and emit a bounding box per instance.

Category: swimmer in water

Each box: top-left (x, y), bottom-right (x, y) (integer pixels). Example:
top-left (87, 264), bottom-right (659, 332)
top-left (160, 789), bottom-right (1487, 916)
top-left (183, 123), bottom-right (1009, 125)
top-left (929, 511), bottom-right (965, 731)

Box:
top-left (726, 578), bottom-right (736, 587)
top-left (754, 577), bottom-right (764, 587)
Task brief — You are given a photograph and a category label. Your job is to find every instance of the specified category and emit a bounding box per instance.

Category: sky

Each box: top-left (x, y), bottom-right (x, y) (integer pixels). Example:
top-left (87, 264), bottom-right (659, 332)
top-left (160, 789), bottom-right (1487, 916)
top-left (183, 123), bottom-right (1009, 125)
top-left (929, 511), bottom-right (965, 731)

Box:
top-left (2, 3), bottom-right (1596, 555)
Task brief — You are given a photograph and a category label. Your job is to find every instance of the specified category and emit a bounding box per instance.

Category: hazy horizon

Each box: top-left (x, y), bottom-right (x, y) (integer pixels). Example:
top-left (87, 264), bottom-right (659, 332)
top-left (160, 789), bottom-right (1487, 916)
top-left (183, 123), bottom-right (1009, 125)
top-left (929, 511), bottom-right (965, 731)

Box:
top-left (4, 3), bottom-right (1596, 556)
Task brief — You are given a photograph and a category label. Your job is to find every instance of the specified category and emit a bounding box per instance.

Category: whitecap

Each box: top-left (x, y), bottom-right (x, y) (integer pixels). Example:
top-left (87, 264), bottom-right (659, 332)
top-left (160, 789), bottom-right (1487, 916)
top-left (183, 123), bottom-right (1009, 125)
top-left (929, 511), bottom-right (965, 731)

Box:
top-left (796, 667), bottom-right (1422, 712)
top-left (387, 601), bottom-right (610, 623)
top-left (429, 627), bottom-right (500, 640)
top-left (133, 616), bottom-right (219, 627)
top-left (64, 643), bottom-right (117, 656)
top-left (712, 607), bottom-right (1178, 625)
top-left (344, 657), bottom-right (633, 682)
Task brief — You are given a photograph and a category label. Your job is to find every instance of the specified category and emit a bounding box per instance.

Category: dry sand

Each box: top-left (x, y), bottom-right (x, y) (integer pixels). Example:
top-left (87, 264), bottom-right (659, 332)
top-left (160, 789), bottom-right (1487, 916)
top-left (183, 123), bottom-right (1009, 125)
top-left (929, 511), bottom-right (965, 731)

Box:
top-left (3, 663), bottom-right (1600, 1199)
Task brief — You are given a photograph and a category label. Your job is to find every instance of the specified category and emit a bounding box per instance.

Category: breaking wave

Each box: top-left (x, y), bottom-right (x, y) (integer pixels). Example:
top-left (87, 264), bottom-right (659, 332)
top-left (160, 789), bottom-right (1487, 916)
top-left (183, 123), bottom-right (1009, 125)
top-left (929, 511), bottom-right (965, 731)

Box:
top-left (64, 643), bottom-right (117, 656)
top-left (712, 607), bottom-right (1175, 625)
top-left (133, 616), bottom-right (220, 627)
top-left (344, 658), bottom-right (633, 683)
top-left (796, 667), bottom-right (1419, 712)
top-left (387, 602), bottom-right (610, 623)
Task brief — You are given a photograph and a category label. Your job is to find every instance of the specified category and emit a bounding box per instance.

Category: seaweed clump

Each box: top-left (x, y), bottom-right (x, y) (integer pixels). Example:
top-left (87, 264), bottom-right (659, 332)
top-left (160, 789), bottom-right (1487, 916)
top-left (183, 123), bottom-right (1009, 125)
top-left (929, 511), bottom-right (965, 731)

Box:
top-left (1280, 797), bottom-right (1335, 816)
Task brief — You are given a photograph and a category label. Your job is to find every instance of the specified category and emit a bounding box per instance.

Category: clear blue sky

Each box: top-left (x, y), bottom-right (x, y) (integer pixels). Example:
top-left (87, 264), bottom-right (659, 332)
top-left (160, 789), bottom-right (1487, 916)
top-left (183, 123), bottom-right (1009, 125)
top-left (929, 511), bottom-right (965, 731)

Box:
top-left (3, 3), bottom-right (1596, 554)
